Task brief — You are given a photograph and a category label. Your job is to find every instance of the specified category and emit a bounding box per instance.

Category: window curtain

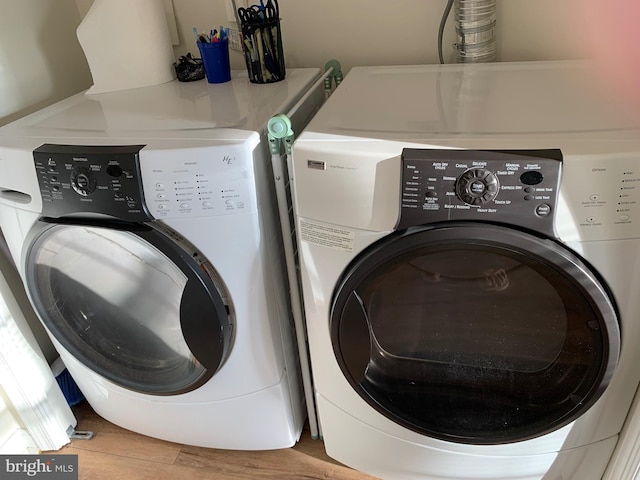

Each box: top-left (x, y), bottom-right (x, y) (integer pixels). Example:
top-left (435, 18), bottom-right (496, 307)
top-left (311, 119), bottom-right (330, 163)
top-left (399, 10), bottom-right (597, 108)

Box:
top-left (0, 266), bottom-right (75, 452)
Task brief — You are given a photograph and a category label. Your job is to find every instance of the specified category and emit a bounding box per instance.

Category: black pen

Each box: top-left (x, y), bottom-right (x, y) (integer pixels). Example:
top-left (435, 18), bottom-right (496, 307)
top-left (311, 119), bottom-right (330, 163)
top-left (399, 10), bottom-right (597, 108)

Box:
top-left (243, 37), bottom-right (257, 81)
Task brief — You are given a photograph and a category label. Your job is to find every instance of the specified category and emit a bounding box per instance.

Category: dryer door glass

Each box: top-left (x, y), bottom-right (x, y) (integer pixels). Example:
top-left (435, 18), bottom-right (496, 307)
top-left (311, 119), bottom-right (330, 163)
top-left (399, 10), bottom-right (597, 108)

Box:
top-left (26, 223), bottom-right (232, 395)
top-left (331, 223), bottom-right (620, 444)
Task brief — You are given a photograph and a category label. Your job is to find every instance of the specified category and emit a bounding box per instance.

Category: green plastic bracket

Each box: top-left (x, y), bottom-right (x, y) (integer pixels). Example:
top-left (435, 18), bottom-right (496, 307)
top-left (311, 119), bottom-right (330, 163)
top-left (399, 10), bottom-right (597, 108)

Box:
top-left (324, 59), bottom-right (343, 91)
top-left (267, 114), bottom-right (294, 155)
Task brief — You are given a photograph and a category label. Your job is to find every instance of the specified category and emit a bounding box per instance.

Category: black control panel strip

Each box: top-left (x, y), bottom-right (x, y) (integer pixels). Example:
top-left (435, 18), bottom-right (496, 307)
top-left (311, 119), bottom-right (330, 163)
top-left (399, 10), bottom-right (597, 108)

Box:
top-left (33, 144), bottom-right (152, 222)
top-left (397, 148), bottom-right (563, 237)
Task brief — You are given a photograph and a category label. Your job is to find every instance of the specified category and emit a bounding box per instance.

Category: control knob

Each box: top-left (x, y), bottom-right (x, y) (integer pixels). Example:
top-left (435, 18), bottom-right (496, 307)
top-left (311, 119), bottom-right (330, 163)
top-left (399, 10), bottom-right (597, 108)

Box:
top-left (70, 167), bottom-right (97, 196)
top-left (455, 168), bottom-right (500, 206)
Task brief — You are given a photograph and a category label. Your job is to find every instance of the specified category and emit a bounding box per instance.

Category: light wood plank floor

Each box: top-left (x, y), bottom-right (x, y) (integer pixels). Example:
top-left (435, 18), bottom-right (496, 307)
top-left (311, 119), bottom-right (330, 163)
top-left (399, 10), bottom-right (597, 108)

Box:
top-left (48, 401), bottom-right (380, 480)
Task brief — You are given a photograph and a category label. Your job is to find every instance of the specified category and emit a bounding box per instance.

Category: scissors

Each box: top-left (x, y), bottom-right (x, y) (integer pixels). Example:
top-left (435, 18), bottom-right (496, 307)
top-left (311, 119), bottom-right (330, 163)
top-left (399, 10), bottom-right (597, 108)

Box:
top-left (238, 6), bottom-right (261, 25)
top-left (247, 0), bottom-right (278, 22)
top-left (264, 0), bottom-right (279, 20)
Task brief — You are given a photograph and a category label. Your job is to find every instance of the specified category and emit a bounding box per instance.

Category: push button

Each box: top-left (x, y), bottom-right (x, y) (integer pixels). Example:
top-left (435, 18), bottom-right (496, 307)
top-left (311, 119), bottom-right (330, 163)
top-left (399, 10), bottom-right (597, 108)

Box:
top-left (535, 203), bottom-right (552, 216)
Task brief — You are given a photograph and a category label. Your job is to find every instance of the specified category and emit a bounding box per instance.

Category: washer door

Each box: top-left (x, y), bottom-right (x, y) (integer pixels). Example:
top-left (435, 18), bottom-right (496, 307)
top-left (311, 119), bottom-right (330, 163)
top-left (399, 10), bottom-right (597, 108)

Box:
top-left (331, 223), bottom-right (620, 444)
top-left (25, 220), bottom-right (233, 395)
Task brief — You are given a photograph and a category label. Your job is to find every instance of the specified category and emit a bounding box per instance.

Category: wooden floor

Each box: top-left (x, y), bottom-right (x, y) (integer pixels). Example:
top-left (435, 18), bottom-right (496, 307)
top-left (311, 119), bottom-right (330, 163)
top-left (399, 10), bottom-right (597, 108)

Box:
top-left (49, 401), bottom-right (380, 480)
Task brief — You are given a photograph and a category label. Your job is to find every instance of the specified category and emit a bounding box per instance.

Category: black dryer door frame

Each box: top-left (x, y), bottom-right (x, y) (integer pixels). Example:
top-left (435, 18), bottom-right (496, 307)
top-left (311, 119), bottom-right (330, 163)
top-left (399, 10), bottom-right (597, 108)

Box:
top-left (24, 219), bottom-right (232, 395)
top-left (331, 222), bottom-right (620, 445)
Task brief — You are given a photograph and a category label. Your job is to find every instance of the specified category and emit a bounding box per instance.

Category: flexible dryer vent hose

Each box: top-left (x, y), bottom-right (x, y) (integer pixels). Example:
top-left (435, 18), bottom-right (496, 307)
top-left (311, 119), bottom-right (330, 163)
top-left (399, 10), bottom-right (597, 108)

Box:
top-left (454, 0), bottom-right (497, 63)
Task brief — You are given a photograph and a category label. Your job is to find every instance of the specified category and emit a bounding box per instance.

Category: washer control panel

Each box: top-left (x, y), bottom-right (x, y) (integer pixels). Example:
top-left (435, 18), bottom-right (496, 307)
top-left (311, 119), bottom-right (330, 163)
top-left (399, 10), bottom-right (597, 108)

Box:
top-left (398, 148), bottom-right (562, 236)
top-left (34, 144), bottom-right (151, 221)
top-left (138, 144), bottom-right (254, 220)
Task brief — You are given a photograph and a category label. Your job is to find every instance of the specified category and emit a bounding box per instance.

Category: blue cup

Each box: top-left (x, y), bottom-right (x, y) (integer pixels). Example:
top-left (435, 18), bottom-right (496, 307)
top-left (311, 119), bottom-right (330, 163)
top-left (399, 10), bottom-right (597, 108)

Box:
top-left (197, 39), bottom-right (231, 84)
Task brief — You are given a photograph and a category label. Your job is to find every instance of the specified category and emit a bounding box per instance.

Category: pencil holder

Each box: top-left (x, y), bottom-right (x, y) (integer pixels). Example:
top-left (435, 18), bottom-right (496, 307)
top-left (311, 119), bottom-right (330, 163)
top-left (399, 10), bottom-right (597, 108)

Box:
top-left (241, 18), bottom-right (285, 84)
top-left (197, 39), bottom-right (231, 84)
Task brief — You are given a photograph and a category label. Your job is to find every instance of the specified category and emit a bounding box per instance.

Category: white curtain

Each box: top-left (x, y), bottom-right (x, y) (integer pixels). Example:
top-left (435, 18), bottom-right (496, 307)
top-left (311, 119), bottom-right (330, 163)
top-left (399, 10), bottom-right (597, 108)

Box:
top-left (0, 266), bottom-right (75, 452)
top-left (0, 393), bottom-right (37, 454)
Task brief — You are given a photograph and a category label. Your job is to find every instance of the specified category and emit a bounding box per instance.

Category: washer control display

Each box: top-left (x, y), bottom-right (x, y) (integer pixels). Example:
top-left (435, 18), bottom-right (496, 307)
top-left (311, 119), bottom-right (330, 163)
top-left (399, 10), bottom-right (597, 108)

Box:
top-left (398, 148), bottom-right (562, 236)
top-left (33, 144), bottom-right (151, 221)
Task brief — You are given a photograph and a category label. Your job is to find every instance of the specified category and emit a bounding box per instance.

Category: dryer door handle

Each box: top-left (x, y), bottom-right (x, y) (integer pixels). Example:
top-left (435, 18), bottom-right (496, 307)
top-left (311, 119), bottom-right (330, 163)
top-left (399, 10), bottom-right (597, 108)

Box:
top-left (335, 291), bottom-right (372, 383)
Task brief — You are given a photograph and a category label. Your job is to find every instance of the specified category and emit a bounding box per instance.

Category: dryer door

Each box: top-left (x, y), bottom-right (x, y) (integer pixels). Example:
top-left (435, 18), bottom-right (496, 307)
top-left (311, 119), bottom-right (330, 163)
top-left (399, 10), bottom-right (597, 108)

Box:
top-left (331, 223), bottom-right (620, 445)
top-left (24, 220), bottom-right (233, 395)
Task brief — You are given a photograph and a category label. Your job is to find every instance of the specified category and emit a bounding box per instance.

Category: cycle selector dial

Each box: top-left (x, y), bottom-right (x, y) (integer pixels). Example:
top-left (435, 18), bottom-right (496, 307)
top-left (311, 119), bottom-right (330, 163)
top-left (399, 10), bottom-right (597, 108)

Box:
top-left (455, 168), bottom-right (500, 206)
top-left (70, 167), bottom-right (97, 196)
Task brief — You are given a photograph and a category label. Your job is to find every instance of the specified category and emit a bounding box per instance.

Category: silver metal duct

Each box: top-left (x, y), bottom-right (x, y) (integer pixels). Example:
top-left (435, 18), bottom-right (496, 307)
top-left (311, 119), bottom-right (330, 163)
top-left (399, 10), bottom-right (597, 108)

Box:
top-left (454, 0), bottom-right (497, 63)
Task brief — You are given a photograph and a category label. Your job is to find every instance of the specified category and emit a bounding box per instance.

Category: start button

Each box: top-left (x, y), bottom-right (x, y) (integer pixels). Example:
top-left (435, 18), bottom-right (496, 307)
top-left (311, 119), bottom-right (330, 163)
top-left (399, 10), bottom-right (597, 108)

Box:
top-left (535, 203), bottom-right (552, 217)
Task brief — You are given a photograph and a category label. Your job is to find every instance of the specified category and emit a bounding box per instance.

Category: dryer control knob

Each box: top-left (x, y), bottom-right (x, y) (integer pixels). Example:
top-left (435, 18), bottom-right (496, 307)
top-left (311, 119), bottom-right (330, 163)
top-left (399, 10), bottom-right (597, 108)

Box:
top-left (455, 168), bottom-right (500, 206)
top-left (71, 167), bottom-right (98, 196)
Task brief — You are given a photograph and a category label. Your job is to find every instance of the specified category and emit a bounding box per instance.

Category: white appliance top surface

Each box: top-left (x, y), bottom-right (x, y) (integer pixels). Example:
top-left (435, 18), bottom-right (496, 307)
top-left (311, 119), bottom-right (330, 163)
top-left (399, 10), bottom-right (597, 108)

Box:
top-left (303, 61), bottom-right (639, 140)
top-left (0, 69), bottom-right (320, 141)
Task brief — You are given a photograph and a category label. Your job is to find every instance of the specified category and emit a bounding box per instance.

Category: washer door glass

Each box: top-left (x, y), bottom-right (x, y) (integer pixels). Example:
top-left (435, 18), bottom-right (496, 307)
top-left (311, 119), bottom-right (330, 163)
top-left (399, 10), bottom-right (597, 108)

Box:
top-left (26, 222), bottom-right (232, 395)
top-left (331, 223), bottom-right (620, 444)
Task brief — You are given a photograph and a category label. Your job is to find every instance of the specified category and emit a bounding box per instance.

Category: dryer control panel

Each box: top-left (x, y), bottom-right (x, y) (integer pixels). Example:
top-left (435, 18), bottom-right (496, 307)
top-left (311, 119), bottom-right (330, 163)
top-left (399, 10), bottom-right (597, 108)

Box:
top-left (34, 144), bottom-right (151, 221)
top-left (398, 149), bottom-right (562, 237)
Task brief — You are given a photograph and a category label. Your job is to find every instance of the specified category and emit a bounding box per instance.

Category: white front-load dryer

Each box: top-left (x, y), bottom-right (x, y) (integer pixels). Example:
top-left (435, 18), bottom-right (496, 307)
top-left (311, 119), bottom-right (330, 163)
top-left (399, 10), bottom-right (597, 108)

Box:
top-left (0, 69), bottom-right (325, 449)
top-left (291, 61), bottom-right (640, 479)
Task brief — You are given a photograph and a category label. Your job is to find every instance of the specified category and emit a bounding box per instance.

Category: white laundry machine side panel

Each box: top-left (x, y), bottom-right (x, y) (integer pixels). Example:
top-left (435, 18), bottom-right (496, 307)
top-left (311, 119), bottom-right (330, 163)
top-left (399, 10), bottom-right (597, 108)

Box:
top-left (159, 213), bottom-right (287, 399)
top-left (0, 145), bottom-right (42, 210)
top-left (0, 143), bottom-right (43, 267)
top-left (316, 395), bottom-right (618, 480)
top-left (0, 208), bottom-right (39, 276)
top-left (0, 206), bottom-right (26, 269)
top-left (250, 138), bottom-right (307, 435)
top-left (137, 142), bottom-right (291, 400)
top-left (548, 151), bottom-right (640, 446)
top-left (291, 137), bottom-right (404, 232)
top-left (554, 238), bottom-right (640, 442)
top-left (57, 342), bottom-right (301, 449)
top-left (137, 139), bottom-right (303, 437)
top-left (554, 147), bottom-right (640, 243)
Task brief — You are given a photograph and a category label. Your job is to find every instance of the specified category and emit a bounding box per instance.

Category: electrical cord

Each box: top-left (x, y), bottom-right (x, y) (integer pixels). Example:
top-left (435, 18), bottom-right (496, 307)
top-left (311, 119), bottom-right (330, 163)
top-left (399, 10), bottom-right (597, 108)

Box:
top-left (438, 0), bottom-right (455, 64)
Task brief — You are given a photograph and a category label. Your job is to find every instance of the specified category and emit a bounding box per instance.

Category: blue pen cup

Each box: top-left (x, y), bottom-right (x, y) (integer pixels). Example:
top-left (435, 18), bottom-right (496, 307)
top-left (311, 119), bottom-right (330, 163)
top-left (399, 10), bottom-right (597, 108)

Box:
top-left (197, 39), bottom-right (231, 84)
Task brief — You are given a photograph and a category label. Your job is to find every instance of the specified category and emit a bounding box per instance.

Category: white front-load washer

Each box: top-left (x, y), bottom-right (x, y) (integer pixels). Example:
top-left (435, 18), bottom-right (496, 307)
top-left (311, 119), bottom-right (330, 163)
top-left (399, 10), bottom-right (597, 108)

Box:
top-left (291, 61), bottom-right (640, 478)
top-left (0, 69), bottom-right (325, 449)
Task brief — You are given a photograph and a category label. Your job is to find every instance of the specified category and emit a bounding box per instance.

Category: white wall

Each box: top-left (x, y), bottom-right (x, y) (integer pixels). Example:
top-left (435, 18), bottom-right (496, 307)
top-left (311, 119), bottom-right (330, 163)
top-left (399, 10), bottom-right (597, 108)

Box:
top-left (0, 0), bottom-right (92, 126)
top-left (168, 0), bottom-right (592, 73)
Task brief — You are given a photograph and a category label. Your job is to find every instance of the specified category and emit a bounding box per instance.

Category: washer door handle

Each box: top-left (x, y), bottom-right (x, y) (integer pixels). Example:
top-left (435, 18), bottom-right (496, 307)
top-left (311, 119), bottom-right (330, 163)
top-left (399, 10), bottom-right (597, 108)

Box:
top-left (180, 277), bottom-right (230, 372)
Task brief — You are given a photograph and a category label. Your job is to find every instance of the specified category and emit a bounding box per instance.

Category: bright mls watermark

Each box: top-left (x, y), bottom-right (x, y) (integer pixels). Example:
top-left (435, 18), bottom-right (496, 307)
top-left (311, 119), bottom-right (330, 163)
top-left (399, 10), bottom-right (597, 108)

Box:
top-left (1, 455), bottom-right (78, 479)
